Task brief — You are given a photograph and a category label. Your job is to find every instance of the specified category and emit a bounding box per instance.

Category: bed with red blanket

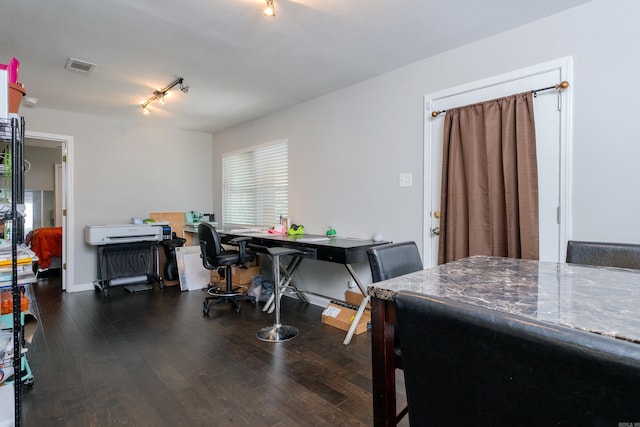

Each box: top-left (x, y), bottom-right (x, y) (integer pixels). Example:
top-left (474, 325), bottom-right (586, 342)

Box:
top-left (27, 226), bottom-right (62, 271)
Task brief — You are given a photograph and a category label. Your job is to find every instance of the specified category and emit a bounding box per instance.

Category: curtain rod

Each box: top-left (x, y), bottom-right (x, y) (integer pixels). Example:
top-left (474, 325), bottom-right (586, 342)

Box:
top-left (430, 81), bottom-right (570, 118)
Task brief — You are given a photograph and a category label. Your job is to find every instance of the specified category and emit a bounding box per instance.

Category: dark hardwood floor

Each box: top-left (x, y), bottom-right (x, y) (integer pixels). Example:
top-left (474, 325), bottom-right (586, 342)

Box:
top-left (21, 275), bottom-right (408, 426)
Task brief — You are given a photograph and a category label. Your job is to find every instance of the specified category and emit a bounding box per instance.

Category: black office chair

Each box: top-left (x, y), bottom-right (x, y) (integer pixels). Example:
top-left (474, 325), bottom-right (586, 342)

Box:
top-left (198, 222), bottom-right (256, 315)
top-left (367, 241), bottom-right (423, 423)
top-left (566, 240), bottom-right (640, 269)
top-left (394, 290), bottom-right (640, 425)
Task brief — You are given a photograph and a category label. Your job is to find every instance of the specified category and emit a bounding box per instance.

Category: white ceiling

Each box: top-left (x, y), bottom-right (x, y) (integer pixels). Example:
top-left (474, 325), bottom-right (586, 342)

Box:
top-left (2, 0), bottom-right (592, 134)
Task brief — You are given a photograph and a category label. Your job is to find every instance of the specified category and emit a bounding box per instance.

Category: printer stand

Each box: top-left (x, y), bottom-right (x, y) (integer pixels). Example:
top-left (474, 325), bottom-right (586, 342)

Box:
top-left (94, 241), bottom-right (164, 299)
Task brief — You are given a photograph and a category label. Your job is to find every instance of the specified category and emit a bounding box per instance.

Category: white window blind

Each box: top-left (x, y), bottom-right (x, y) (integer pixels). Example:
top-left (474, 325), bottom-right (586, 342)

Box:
top-left (223, 140), bottom-right (288, 228)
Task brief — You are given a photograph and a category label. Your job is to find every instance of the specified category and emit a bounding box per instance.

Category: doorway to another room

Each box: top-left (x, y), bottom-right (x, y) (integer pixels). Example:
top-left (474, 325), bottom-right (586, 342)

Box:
top-left (23, 131), bottom-right (73, 291)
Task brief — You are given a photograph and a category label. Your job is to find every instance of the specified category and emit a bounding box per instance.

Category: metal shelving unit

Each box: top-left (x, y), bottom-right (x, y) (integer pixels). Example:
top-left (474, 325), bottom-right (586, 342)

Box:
top-left (0, 116), bottom-right (31, 427)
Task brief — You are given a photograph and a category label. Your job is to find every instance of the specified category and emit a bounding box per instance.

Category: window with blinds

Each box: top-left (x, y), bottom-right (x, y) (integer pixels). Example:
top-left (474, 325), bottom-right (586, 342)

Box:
top-left (222, 140), bottom-right (288, 228)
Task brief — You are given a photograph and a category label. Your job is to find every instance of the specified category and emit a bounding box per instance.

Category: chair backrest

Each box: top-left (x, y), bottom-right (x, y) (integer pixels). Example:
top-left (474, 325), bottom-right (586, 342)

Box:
top-left (566, 240), bottom-right (640, 269)
top-left (367, 241), bottom-right (423, 283)
top-left (394, 290), bottom-right (640, 425)
top-left (198, 222), bottom-right (222, 269)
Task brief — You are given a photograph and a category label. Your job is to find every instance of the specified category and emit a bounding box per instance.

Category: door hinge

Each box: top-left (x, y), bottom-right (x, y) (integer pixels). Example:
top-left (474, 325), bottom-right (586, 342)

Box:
top-left (63, 155), bottom-right (67, 163)
top-left (557, 206), bottom-right (561, 224)
top-left (63, 209), bottom-right (67, 216)
top-left (63, 263), bottom-right (67, 270)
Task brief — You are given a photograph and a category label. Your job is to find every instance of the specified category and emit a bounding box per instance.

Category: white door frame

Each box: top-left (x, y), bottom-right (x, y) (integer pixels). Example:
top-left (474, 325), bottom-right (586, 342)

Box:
top-left (25, 130), bottom-right (74, 291)
top-left (423, 57), bottom-right (573, 267)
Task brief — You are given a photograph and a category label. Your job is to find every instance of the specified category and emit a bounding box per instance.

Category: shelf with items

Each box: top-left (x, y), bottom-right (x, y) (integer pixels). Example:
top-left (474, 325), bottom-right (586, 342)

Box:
top-left (0, 315), bottom-right (33, 386)
top-left (0, 262), bottom-right (36, 388)
top-left (0, 115), bottom-right (28, 427)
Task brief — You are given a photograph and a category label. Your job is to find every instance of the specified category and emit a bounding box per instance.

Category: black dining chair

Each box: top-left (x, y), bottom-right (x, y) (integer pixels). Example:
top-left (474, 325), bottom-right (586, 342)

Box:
top-left (394, 290), bottom-right (640, 425)
top-left (367, 241), bottom-right (423, 423)
top-left (198, 222), bottom-right (256, 315)
top-left (566, 240), bottom-right (640, 269)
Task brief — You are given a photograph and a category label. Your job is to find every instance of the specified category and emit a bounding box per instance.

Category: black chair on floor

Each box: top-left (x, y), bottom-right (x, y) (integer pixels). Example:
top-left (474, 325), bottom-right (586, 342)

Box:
top-left (394, 290), bottom-right (640, 425)
top-left (198, 222), bottom-right (256, 315)
top-left (367, 241), bottom-right (423, 423)
top-left (566, 240), bottom-right (640, 269)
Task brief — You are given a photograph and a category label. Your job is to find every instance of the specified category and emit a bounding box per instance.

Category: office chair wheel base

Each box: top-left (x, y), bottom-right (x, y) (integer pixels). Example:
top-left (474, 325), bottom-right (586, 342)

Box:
top-left (257, 324), bottom-right (299, 342)
top-left (203, 302), bottom-right (210, 316)
top-left (232, 306), bottom-right (241, 314)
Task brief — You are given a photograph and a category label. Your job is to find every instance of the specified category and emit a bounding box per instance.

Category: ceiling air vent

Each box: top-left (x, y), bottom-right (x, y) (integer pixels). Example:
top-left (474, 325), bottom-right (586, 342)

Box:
top-left (65, 57), bottom-right (96, 73)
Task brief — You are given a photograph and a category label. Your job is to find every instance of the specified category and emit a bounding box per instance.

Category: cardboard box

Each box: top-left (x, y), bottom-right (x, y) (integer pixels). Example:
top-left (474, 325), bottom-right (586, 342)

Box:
top-left (321, 301), bottom-right (371, 335)
top-left (211, 263), bottom-right (261, 282)
top-left (210, 268), bottom-right (224, 283)
top-left (344, 290), bottom-right (371, 309)
top-left (230, 265), bottom-right (261, 285)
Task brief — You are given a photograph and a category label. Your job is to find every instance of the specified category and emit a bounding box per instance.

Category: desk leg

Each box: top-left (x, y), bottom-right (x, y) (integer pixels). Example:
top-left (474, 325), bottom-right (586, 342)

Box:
top-left (343, 294), bottom-right (369, 345)
top-left (263, 256), bottom-right (306, 314)
top-left (343, 264), bottom-right (368, 345)
top-left (371, 297), bottom-right (397, 427)
top-left (281, 256), bottom-right (307, 301)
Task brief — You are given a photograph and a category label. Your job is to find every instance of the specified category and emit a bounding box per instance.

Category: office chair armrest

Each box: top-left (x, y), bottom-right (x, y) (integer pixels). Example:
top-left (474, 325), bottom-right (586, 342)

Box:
top-left (230, 236), bottom-right (253, 264)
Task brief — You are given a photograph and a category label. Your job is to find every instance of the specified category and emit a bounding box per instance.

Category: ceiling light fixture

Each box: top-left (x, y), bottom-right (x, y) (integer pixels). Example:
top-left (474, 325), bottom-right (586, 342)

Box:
top-left (141, 77), bottom-right (189, 114)
top-left (263, 0), bottom-right (275, 17)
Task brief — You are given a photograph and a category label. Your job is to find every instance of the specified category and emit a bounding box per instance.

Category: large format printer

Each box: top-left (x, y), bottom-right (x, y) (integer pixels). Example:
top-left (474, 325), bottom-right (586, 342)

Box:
top-left (85, 224), bottom-right (165, 245)
top-left (85, 224), bottom-right (169, 297)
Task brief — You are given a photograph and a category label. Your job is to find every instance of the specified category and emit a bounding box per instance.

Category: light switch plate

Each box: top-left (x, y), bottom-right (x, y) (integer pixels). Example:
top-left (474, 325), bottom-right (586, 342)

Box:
top-left (399, 172), bottom-right (412, 188)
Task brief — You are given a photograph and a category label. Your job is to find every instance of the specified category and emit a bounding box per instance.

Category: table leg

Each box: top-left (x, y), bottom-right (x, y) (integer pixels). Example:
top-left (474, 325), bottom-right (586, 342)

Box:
top-left (371, 297), bottom-right (397, 426)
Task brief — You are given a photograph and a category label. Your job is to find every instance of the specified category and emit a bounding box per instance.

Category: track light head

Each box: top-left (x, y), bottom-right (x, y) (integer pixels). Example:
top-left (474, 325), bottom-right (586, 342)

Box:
top-left (264, 0), bottom-right (275, 17)
top-left (140, 77), bottom-right (188, 114)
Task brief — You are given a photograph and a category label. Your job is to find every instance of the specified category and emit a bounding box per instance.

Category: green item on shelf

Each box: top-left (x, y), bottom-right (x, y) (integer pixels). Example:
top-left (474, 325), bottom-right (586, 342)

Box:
top-left (326, 227), bottom-right (336, 237)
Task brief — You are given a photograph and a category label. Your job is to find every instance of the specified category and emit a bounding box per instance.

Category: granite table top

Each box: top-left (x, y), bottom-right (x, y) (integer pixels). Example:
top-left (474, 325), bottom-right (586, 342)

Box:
top-left (368, 255), bottom-right (640, 344)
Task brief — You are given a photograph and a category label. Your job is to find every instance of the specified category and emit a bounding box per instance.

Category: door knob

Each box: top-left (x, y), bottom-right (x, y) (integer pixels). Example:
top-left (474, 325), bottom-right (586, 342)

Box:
top-left (431, 227), bottom-right (440, 236)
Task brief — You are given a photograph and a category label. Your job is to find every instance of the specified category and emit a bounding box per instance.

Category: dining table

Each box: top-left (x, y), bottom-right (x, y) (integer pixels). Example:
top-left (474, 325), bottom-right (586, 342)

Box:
top-left (367, 255), bottom-right (640, 426)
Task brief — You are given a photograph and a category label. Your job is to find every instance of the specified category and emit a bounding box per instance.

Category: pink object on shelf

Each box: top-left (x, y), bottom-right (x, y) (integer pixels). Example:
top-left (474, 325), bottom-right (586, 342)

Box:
top-left (268, 224), bottom-right (286, 234)
top-left (7, 57), bottom-right (19, 84)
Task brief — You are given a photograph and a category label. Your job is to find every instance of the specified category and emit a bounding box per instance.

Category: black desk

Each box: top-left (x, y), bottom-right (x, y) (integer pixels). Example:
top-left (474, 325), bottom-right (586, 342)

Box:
top-left (220, 231), bottom-right (387, 344)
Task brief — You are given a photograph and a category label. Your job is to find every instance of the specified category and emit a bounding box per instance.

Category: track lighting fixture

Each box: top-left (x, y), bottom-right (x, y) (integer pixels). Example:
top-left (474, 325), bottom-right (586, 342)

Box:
top-left (141, 77), bottom-right (189, 114)
top-left (264, 0), bottom-right (275, 17)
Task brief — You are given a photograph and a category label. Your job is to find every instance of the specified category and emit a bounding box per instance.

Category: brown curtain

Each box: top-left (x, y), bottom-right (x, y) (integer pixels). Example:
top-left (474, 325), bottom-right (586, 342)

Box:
top-left (437, 91), bottom-right (539, 264)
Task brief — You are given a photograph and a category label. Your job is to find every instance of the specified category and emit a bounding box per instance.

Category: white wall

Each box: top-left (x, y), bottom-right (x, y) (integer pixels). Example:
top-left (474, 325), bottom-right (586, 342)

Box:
top-left (21, 107), bottom-right (214, 291)
top-left (25, 145), bottom-right (60, 191)
top-left (18, 0), bottom-right (640, 297)
top-left (212, 0), bottom-right (640, 303)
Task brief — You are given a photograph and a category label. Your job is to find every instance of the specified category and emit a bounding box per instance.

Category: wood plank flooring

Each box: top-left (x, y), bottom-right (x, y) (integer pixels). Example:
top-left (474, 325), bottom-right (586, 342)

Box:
top-left (20, 276), bottom-right (408, 426)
